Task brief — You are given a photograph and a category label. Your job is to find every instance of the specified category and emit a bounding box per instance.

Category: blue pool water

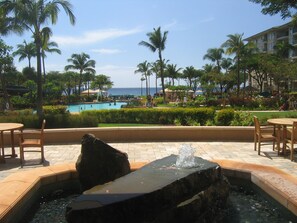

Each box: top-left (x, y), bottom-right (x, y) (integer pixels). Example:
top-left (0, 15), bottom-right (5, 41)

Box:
top-left (67, 102), bottom-right (127, 113)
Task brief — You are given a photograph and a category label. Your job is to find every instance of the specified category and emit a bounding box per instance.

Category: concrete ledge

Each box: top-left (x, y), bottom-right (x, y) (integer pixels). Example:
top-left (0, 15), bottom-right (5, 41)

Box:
top-left (1, 159), bottom-right (297, 222)
top-left (2, 126), bottom-right (254, 146)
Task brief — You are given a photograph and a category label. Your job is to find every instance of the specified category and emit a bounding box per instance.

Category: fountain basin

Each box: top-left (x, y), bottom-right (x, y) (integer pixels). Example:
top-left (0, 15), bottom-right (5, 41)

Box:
top-left (66, 155), bottom-right (229, 222)
top-left (0, 160), bottom-right (297, 222)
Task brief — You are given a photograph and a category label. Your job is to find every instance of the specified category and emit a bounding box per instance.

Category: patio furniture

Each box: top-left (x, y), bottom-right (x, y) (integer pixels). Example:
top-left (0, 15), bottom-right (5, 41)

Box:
top-left (19, 119), bottom-right (46, 167)
top-left (267, 118), bottom-right (297, 158)
top-left (254, 116), bottom-right (277, 155)
top-left (284, 121), bottom-right (297, 161)
top-left (0, 123), bottom-right (24, 163)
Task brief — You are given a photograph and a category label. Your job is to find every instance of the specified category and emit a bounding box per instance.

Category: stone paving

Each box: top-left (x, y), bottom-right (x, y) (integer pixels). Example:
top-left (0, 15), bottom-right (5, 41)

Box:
top-left (1, 141), bottom-right (297, 181)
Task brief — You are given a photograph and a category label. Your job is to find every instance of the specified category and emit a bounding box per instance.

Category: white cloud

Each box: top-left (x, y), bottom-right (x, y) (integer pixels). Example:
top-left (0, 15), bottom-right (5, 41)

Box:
top-left (164, 19), bottom-right (178, 29)
top-left (53, 27), bottom-right (142, 46)
top-left (91, 48), bottom-right (122, 55)
top-left (199, 16), bottom-right (215, 24)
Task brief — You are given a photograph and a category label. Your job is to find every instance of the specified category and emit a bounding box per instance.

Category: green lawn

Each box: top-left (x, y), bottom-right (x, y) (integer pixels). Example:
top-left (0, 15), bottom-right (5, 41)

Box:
top-left (249, 111), bottom-right (297, 123)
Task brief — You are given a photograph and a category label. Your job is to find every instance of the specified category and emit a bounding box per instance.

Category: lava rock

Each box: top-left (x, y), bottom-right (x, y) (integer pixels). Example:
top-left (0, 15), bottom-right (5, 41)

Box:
top-left (76, 134), bottom-right (131, 191)
top-left (67, 155), bottom-right (229, 223)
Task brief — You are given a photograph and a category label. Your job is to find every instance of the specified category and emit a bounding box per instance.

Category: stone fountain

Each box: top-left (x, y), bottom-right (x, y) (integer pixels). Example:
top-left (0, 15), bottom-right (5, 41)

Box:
top-left (66, 141), bottom-right (229, 223)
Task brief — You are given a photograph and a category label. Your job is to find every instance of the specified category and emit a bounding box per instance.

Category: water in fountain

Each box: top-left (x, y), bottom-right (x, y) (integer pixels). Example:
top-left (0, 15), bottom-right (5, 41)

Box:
top-left (175, 144), bottom-right (200, 168)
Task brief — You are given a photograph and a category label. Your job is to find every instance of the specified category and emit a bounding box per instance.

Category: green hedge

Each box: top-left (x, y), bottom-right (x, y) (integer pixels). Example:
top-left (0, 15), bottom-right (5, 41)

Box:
top-left (81, 107), bottom-right (216, 126)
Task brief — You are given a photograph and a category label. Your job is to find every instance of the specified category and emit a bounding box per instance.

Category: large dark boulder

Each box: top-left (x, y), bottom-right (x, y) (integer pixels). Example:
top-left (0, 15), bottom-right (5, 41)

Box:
top-left (67, 155), bottom-right (229, 223)
top-left (76, 134), bottom-right (131, 191)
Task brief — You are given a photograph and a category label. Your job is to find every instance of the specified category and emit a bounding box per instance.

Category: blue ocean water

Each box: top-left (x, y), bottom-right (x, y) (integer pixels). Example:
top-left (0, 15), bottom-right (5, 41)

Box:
top-left (107, 87), bottom-right (162, 97)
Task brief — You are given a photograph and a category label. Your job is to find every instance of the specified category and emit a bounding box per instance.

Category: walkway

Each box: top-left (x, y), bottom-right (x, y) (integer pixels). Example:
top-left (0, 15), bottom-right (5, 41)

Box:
top-left (1, 141), bottom-right (297, 181)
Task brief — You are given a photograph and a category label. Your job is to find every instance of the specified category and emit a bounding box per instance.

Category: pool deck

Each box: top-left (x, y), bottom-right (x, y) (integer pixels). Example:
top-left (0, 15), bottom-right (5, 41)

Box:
top-left (0, 141), bottom-right (297, 221)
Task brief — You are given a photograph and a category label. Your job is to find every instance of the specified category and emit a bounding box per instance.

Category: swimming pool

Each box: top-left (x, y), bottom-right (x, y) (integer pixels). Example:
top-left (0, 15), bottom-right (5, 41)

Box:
top-left (67, 102), bottom-right (127, 113)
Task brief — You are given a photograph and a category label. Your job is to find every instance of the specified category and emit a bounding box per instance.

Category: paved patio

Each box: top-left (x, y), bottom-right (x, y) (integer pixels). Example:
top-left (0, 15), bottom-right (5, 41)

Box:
top-left (1, 141), bottom-right (296, 181)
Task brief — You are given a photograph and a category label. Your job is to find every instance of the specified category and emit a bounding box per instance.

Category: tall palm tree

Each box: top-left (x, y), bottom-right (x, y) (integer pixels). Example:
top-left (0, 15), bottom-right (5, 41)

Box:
top-left (41, 39), bottom-right (61, 82)
top-left (65, 53), bottom-right (96, 95)
top-left (139, 27), bottom-right (168, 103)
top-left (135, 61), bottom-right (151, 96)
top-left (13, 40), bottom-right (36, 68)
top-left (222, 33), bottom-right (245, 96)
top-left (203, 48), bottom-right (224, 72)
top-left (0, 0), bottom-right (76, 117)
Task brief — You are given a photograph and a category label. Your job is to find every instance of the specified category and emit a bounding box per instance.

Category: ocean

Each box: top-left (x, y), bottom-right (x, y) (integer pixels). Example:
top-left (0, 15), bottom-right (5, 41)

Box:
top-left (107, 87), bottom-right (162, 97)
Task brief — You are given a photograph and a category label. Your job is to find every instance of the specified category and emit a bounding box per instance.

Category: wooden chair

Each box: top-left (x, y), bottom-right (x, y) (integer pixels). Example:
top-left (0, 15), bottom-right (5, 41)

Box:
top-left (254, 116), bottom-right (277, 155)
top-left (19, 119), bottom-right (46, 167)
top-left (285, 121), bottom-right (297, 161)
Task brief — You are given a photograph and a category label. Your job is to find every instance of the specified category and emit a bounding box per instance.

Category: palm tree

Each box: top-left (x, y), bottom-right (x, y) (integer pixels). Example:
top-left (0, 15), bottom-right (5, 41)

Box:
top-left (203, 48), bottom-right (224, 72)
top-left (222, 33), bottom-right (245, 96)
top-left (13, 40), bottom-right (36, 68)
top-left (135, 61), bottom-right (151, 96)
top-left (182, 66), bottom-right (199, 89)
top-left (165, 64), bottom-right (182, 86)
top-left (274, 41), bottom-right (295, 59)
top-left (0, 0), bottom-right (76, 117)
top-left (41, 39), bottom-right (61, 82)
top-left (139, 27), bottom-right (168, 103)
top-left (65, 53), bottom-right (96, 95)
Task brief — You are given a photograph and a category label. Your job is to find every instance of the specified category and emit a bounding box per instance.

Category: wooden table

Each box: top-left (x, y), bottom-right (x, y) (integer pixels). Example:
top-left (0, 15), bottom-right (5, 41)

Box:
top-left (0, 123), bottom-right (24, 163)
top-left (267, 118), bottom-right (297, 154)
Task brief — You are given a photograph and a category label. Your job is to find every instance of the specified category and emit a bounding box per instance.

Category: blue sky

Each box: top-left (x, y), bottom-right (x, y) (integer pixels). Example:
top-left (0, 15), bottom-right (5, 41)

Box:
top-left (3, 0), bottom-right (290, 87)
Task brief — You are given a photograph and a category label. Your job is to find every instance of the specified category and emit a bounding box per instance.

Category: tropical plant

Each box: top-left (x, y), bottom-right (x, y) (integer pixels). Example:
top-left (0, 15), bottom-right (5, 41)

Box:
top-left (203, 48), bottom-right (224, 72)
top-left (65, 53), bottom-right (96, 95)
top-left (41, 39), bottom-right (61, 82)
top-left (12, 40), bottom-right (36, 68)
top-left (139, 27), bottom-right (168, 103)
top-left (135, 61), bottom-right (151, 96)
top-left (249, 0), bottom-right (297, 19)
top-left (0, 0), bottom-right (76, 118)
top-left (0, 38), bottom-right (14, 110)
top-left (165, 64), bottom-right (182, 86)
top-left (182, 66), bottom-right (201, 90)
top-left (222, 33), bottom-right (245, 96)
top-left (91, 74), bottom-right (113, 91)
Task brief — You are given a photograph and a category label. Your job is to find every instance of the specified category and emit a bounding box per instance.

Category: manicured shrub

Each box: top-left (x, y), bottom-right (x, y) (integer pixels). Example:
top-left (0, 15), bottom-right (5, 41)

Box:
top-left (215, 109), bottom-right (235, 126)
top-left (43, 105), bottom-right (68, 115)
top-left (82, 107), bottom-right (216, 126)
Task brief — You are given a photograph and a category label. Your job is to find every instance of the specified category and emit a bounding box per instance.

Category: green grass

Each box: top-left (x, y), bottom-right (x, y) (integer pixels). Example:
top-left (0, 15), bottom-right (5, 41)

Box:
top-left (249, 111), bottom-right (297, 124)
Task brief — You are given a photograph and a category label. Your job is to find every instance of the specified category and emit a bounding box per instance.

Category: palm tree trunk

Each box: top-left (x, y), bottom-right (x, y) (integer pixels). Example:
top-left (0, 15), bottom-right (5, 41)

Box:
top-left (35, 40), bottom-right (44, 118)
top-left (42, 51), bottom-right (46, 83)
top-left (159, 52), bottom-right (166, 103)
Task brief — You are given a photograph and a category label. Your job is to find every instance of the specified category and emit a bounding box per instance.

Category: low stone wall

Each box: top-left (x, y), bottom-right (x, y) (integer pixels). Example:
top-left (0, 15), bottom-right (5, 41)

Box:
top-left (2, 126), bottom-right (255, 146)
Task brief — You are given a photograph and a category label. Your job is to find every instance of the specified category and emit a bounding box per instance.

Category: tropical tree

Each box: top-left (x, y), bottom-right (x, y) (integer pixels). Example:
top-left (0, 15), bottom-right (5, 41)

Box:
top-left (139, 27), bottom-right (168, 103)
top-left (249, 0), bottom-right (297, 19)
top-left (91, 74), bottom-right (113, 91)
top-left (274, 41), bottom-right (295, 59)
top-left (182, 66), bottom-right (201, 90)
top-left (222, 33), bottom-right (245, 96)
top-left (0, 0), bottom-right (76, 117)
top-left (0, 39), bottom-right (14, 110)
top-left (13, 40), bottom-right (36, 68)
top-left (203, 48), bottom-right (224, 72)
top-left (65, 53), bottom-right (96, 95)
top-left (135, 61), bottom-right (151, 96)
top-left (165, 64), bottom-right (182, 86)
top-left (150, 61), bottom-right (160, 95)
top-left (41, 39), bottom-right (61, 82)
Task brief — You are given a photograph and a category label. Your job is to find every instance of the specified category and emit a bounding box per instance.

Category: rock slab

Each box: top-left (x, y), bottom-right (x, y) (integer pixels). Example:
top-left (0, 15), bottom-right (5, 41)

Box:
top-left (76, 134), bottom-right (131, 191)
top-left (67, 154), bottom-right (229, 222)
